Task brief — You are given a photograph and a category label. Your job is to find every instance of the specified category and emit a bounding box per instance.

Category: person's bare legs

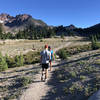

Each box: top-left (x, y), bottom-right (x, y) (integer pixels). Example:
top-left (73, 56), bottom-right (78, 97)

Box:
top-left (41, 69), bottom-right (44, 81)
top-left (45, 69), bottom-right (48, 80)
top-left (50, 61), bottom-right (52, 71)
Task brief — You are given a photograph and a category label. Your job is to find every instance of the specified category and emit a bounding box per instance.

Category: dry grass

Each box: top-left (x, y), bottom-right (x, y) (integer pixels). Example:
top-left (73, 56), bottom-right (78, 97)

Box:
top-left (0, 36), bottom-right (89, 57)
top-left (0, 38), bottom-right (63, 56)
top-left (0, 36), bottom-right (90, 100)
top-left (0, 37), bottom-right (81, 56)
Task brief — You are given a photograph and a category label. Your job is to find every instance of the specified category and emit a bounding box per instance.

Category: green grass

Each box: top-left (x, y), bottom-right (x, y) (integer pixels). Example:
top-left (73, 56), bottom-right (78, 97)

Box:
top-left (57, 44), bottom-right (92, 59)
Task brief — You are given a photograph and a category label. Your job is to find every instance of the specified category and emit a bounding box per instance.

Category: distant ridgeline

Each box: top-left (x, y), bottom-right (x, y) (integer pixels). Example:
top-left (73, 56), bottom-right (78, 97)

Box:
top-left (0, 13), bottom-right (100, 39)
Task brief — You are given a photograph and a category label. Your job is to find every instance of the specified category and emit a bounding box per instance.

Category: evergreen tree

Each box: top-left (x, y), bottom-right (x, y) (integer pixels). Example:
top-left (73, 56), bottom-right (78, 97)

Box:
top-left (15, 55), bottom-right (20, 67)
top-left (94, 35), bottom-right (97, 42)
top-left (91, 35), bottom-right (100, 50)
top-left (15, 54), bottom-right (24, 67)
top-left (61, 33), bottom-right (64, 39)
top-left (19, 54), bottom-right (24, 66)
top-left (91, 35), bottom-right (95, 44)
top-left (0, 52), bottom-right (8, 71)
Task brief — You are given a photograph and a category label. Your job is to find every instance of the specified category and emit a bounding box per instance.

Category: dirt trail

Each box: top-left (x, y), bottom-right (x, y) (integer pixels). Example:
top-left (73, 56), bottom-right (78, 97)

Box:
top-left (19, 38), bottom-right (90, 100)
top-left (19, 60), bottom-right (59, 100)
top-left (19, 42), bottom-right (71, 100)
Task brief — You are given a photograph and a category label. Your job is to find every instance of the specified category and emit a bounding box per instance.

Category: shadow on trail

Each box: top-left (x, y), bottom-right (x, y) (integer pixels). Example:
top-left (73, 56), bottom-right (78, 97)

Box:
top-left (33, 80), bottom-right (42, 83)
top-left (56, 53), bottom-right (100, 67)
top-left (0, 75), bottom-right (20, 80)
top-left (41, 62), bottom-right (68, 100)
top-left (0, 66), bottom-right (41, 81)
top-left (41, 53), bottom-right (100, 100)
top-left (6, 66), bottom-right (40, 74)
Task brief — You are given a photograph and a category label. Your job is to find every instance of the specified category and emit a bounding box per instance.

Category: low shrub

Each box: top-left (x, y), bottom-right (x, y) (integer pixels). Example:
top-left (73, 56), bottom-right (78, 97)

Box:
top-left (57, 44), bottom-right (92, 59)
top-left (6, 54), bottom-right (24, 68)
top-left (57, 49), bottom-right (69, 59)
top-left (91, 42), bottom-right (100, 50)
top-left (6, 56), bottom-right (16, 68)
top-left (16, 77), bottom-right (32, 87)
top-left (69, 71), bottom-right (77, 78)
top-left (40, 39), bottom-right (43, 42)
top-left (5, 51), bottom-right (40, 69)
top-left (24, 51), bottom-right (40, 64)
top-left (79, 75), bottom-right (86, 80)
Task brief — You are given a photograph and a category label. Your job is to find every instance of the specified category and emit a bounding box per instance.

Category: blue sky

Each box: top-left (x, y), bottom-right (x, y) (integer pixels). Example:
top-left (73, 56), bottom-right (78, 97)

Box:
top-left (0, 0), bottom-right (100, 28)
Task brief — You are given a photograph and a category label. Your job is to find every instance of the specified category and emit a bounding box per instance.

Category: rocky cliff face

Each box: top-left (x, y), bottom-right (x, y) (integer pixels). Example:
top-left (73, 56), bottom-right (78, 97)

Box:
top-left (65, 24), bottom-right (76, 30)
top-left (0, 13), bottom-right (47, 33)
top-left (0, 13), bottom-right (14, 24)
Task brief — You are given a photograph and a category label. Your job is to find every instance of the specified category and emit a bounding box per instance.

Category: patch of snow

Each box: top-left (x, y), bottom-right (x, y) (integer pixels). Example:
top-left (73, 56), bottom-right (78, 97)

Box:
top-left (0, 20), bottom-right (4, 23)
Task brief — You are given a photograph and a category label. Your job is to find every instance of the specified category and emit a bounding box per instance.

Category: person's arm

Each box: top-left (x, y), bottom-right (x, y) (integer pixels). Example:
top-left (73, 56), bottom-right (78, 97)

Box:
top-left (40, 52), bottom-right (42, 64)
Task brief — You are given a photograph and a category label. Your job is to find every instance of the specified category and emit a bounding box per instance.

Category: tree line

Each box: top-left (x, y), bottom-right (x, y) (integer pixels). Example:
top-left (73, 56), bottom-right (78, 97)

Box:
top-left (1, 23), bottom-right (100, 40)
top-left (0, 24), bottom-right (56, 40)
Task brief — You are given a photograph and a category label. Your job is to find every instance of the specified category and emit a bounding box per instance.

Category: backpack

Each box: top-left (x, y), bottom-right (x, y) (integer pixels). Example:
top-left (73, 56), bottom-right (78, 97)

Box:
top-left (41, 50), bottom-right (49, 64)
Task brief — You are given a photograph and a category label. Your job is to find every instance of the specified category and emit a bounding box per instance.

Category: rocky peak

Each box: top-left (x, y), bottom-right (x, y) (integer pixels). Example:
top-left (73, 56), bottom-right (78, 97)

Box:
top-left (0, 13), bottom-right (13, 22)
top-left (0, 13), bottom-right (47, 33)
top-left (15, 14), bottom-right (32, 21)
top-left (0, 13), bottom-right (32, 23)
top-left (65, 24), bottom-right (76, 30)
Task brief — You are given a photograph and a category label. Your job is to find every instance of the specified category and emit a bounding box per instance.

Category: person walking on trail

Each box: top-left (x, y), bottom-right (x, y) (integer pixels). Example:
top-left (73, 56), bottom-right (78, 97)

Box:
top-left (40, 45), bottom-right (51, 82)
top-left (48, 46), bottom-right (54, 71)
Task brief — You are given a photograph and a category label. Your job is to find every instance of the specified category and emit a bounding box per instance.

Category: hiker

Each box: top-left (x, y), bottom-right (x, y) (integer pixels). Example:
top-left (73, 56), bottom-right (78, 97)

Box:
top-left (40, 45), bottom-right (51, 81)
top-left (48, 46), bottom-right (54, 71)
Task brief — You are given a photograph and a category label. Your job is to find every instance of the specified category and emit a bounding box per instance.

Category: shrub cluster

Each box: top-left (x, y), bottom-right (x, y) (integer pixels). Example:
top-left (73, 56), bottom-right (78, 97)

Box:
top-left (5, 54), bottom-right (24, 68)
top-left (0, 51), bottom-right (40, 72)
top-left (57, 48), bottom-right (69, 59)
top-left (16, 77), bottom-right (32, 87)
top-left (24, 51), bottom-right (40, 64)
top-left (57, 44), bottom-right (92, 59)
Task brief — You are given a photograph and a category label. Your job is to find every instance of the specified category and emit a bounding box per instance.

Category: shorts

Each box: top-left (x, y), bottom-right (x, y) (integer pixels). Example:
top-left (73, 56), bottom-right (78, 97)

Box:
top-left (42, 63), bottom-right (49, 71)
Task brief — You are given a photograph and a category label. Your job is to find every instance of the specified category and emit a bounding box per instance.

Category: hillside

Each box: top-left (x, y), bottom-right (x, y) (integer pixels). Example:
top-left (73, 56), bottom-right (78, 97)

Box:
top-left (0, 13), bottom-right (100, 38)
top-left (54, 23), bottom-right (100, 37)
top-left (0, 13), bottom-right (47, 33)
top-left (73, 23), bottom-right (100, 37)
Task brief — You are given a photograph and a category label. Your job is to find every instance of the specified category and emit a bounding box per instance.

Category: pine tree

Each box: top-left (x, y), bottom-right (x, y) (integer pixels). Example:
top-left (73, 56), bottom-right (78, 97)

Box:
top-left (94, 35), bottom-right (97, 42)
top-left (15, 54), bottom-right (24, 67)
top-left (91, 35), bottom-right (100, 50)
top-left (19, 54), bottom-right (24, 66)
top-left (0, 52), bottom-right (8, 71)
top-left (91, 35), bottom-right (95, 44)
top-left (15, 55), bottom-right (20, 67)
top-left (61, 33), bottom-right (64, 39)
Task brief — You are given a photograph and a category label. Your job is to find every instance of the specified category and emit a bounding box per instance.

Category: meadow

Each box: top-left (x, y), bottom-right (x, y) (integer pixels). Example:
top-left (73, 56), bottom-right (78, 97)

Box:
top-left (0, 36), bottom-right (98, 100)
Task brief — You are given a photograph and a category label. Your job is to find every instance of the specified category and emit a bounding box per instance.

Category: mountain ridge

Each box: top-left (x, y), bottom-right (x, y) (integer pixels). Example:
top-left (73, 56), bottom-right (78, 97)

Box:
top-left (0, 13), bottom-right (100, 37)
top-left (0, 13), bottom-right (47, 33)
